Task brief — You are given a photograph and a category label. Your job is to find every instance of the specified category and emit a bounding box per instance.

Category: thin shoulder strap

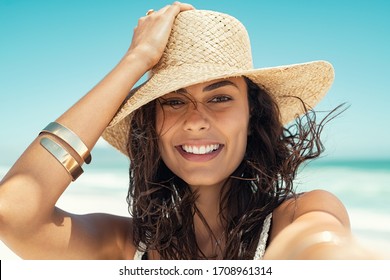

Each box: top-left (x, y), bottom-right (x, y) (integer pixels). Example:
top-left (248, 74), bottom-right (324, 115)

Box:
top-left (133, 242), bottom-right (147, 260)
top-left (253, 212), bottom-right (273, 260)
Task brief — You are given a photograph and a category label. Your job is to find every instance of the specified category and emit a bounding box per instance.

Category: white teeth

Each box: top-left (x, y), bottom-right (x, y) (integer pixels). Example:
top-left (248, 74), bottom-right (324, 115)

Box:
top-left (182, 144), bottom-right (220, 154)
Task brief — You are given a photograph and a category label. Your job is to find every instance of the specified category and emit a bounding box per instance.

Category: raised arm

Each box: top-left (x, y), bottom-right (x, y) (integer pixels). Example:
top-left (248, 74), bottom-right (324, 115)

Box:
top-left (0, 2), bottom-right (194, 260)
top-left (264, 190), bottom-right (377, 259)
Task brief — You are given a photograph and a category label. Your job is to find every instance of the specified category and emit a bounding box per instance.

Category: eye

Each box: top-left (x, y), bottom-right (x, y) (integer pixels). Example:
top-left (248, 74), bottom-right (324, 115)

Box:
top-left (159, 98), bottom-right (186, 109)
top-left (209, 95), bottom-right (232, 103)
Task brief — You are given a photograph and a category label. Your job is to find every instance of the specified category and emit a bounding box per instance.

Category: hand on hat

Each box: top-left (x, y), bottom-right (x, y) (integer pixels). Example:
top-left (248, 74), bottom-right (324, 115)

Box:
top-left (127, 2), bottom-right (195, 72)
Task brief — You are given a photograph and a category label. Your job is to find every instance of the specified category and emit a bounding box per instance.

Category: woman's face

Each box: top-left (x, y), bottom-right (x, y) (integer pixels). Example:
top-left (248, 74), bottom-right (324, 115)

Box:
top-left (156, 77), bottom-right (250, 189)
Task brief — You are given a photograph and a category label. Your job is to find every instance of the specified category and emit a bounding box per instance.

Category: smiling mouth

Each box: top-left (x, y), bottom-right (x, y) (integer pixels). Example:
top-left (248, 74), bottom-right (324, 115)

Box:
top-left (180, 144), bottom-right (221, 155)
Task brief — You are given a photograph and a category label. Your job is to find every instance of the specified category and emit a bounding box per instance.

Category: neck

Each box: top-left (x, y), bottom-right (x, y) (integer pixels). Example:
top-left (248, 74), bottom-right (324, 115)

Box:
top-left (190, 181), bottom-right (225, 226)
top-left (190, 181), bottom-right (229, 258)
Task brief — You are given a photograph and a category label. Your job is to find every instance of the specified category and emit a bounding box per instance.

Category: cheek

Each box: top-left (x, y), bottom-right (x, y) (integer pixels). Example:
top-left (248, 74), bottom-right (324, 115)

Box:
top-left (232, 120), bottom-right (249, 161)
top-left (155, 106), bottom-right (183, 137)
top-left (233, 108), bottom-right (250, 155)
top-left (155, 107), bottom-right (170, 165)
top-left (227, 104), bottom-right (250, 136)
top-left (155, 106), bottom-right (164, 135)
top-left (155, 109), bottom-right (176, 164)
top-left (220, 108), bottom-right (250, 167)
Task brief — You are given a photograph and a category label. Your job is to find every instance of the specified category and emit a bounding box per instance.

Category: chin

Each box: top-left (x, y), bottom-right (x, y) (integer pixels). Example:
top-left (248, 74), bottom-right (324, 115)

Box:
top-left (179, 175), bottom-right (227, 189)
top-left (171, 166), bottom-right (234, 189)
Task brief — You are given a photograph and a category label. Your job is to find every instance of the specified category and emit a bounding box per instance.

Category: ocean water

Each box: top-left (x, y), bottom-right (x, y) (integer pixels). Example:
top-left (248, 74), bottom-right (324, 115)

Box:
top-left (1, 148), bottom-right (389, 258)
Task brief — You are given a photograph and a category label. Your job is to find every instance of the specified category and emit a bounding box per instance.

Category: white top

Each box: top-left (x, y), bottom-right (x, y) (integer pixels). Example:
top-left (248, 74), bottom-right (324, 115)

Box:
top-left (133, 213), bottom-right (272, 260)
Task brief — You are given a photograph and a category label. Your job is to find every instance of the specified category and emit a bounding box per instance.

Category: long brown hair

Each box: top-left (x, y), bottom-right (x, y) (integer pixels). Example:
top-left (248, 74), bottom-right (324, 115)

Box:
top-left (127, 77), bottom-right (341, 259)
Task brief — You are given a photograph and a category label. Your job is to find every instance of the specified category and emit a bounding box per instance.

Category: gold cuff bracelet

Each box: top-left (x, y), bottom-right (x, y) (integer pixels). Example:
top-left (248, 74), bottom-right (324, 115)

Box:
top-left (41, 122), bottom-right (91, 164)
top-left (40, 137), bottom-right (84, 181)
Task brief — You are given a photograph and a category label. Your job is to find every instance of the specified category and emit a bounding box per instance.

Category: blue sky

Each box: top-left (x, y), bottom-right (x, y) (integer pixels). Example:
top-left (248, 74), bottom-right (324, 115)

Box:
top-left (1, 0), bottom-right (389, 166)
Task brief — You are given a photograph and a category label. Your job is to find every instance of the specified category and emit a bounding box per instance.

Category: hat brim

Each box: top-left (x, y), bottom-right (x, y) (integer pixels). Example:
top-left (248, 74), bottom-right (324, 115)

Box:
top-left (103, 60), bottom-right (334, 156)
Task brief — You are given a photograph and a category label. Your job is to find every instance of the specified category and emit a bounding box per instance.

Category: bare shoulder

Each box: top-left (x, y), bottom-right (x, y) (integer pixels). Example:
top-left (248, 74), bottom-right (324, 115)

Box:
top-left (270, 189), bottom-right (350, 240)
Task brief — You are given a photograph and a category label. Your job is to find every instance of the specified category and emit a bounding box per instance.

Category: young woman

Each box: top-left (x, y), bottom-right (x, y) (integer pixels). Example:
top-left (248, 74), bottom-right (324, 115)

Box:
top-left (0, 2), bottom-right (373, 259)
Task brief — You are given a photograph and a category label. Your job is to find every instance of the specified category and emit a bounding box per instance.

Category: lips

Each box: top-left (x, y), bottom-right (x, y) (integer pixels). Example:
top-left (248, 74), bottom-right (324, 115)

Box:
top-left (176, 143), bottom-right (223, 162)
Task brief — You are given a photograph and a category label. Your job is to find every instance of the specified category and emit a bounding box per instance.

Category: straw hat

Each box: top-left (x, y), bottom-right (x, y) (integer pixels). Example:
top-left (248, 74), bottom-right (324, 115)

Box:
top-left (103, 9), bottom-right (334, 156)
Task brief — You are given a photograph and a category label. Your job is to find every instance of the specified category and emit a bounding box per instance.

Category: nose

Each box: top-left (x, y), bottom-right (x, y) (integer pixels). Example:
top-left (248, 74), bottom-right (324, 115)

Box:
top-left (183, 103), bottom-right (210, 132)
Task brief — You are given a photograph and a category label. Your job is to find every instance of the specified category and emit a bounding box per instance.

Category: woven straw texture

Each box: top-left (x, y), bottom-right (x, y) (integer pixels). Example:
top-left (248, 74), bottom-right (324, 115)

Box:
top-left (102, 10), bottom-right (334, 156)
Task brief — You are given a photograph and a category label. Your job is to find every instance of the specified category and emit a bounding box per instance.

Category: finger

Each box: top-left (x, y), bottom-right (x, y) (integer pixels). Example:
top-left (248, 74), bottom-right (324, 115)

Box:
top-left (172, 1), bottom-right (195, 11)
top-left (153, 2), bottom-right (194, 17)
top-left (167, 2), bottom-right (195, 14)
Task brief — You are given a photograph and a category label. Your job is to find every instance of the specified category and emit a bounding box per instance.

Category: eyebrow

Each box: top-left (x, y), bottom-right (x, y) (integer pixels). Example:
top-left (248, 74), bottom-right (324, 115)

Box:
top-left (203, 80), bottom-right (239, 91)
top-left (174, 80), bottom-right (239, 94)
